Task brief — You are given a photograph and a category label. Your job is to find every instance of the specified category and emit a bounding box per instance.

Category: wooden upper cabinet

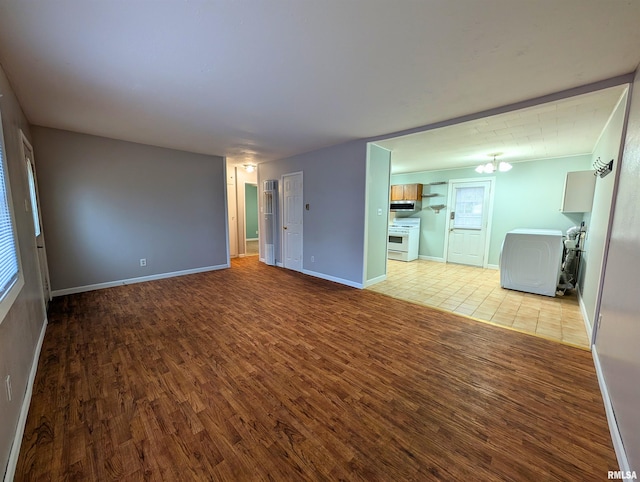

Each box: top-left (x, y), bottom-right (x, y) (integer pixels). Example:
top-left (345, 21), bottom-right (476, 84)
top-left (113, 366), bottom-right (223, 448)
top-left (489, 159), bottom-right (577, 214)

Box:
top-left (403, 183), bottom-right (422, 200)
top-left (390, 184), bottom-right (405, 201)
top-left (390, 183), bottom-right (423, 201)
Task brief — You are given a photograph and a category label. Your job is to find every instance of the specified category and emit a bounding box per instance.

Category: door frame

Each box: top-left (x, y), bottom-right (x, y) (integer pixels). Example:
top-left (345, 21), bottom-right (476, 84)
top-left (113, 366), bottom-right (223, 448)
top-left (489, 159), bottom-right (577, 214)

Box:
top-left (243, 182), bottom-right (258, 256)
top-left (19, 130), bottom-right (52, 305)
top-left (280, 171), bottom-right (303, 271)
top-left (443, 177), bottom-right (496, 268)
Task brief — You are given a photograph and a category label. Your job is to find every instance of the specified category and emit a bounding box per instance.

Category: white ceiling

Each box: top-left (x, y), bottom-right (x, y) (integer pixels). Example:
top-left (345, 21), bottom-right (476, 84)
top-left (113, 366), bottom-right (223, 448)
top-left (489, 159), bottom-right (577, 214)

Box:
top-left (377, 85), bottom-right (628, 174)
top-left (0, 1), bottom-right (639, 166)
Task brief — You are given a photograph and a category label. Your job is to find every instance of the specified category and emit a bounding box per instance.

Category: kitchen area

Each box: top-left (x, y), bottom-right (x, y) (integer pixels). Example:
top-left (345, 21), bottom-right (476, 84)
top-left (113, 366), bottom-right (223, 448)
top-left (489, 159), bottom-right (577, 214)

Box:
top-left (375, 177), bottom-right (591, 348)
top-left (388, 182), bottom-right (446, 262)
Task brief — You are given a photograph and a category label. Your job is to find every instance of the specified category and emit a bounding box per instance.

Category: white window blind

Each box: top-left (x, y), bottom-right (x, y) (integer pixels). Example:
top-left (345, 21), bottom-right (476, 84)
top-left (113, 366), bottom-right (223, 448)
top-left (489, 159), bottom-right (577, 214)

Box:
top-left (0, 137), bottom-right (19, 301)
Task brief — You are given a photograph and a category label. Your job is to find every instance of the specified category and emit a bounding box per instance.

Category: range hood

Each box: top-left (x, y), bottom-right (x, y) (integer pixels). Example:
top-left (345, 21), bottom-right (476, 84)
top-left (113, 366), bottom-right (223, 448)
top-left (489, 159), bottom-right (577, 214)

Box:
top-left (390, 200), bottom-right (422, 213)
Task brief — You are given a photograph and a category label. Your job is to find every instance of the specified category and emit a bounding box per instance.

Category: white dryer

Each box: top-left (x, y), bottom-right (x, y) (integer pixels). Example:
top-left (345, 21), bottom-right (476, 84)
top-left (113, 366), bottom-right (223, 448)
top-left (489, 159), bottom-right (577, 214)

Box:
top-left (499, 229), bottom-right (564, 297)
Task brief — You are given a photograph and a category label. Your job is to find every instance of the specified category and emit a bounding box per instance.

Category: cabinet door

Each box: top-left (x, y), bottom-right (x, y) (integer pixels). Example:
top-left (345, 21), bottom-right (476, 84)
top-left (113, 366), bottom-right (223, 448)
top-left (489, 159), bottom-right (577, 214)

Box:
top-left (403, 183), bottom-right (423, 200)
top-left (390, 185), bottom-right (404, 201)
top-left (561, 171), bottom-right (595, 212)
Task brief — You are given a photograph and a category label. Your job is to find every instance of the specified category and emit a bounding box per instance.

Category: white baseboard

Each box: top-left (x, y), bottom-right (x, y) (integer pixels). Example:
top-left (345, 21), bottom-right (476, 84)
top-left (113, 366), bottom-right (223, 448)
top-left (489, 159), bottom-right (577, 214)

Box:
top-left (418, 255), bottom-right (445, 262)
top-left (4, 317), bottom-right (48, 481)
top-left (276, 262), bottom-right (284, 268)
top-left (486, 264), bottom-right (499, 270)
top-left (301, 269), bottom-right (363, 289)
top-left (577, 287), bottom-right (594, 343)
top-left (246, 237), bottom-right (258, 241)
top-left (52, 264), bottom-right (229, 297)
top-left (363, 274), bottom-right (386, 288)
top-left (592, 345), bottom-right (630, 473)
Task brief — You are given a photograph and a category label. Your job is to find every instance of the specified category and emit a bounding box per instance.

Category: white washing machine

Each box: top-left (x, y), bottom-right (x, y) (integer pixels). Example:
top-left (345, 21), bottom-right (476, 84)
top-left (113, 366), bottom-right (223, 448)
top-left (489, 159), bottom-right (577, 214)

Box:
top-left (500, 229), bottom-right (564, 297)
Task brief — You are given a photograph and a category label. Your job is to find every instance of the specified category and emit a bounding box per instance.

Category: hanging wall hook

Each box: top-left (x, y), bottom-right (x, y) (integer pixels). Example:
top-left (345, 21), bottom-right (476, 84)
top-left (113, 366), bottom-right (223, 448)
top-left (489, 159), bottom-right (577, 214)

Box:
top-left (593, 157), bottom-right (614, 178)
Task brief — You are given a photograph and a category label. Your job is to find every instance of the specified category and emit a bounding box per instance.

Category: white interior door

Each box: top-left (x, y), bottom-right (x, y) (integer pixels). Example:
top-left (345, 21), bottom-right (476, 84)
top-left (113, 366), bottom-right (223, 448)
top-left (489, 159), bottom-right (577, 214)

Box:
top-left (447, 180), bottom-right (491, 267)
top-left (282, 172), bottom-right (303, 271)
top-left (21, 132), bottom-right (51, 305)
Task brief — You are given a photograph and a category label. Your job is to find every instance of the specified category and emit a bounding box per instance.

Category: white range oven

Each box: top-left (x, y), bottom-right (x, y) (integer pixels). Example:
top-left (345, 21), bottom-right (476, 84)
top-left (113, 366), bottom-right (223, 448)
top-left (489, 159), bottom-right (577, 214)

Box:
top-left (388, 218), bottom-right (420, 261)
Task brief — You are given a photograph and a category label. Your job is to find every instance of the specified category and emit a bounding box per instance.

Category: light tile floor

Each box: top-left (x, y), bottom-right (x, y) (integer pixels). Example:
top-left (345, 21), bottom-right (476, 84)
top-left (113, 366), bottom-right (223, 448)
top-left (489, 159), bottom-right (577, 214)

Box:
top-left (246, 240), bottom-right (259, 256)
top-left (367, 259), bottom-right (590, 349)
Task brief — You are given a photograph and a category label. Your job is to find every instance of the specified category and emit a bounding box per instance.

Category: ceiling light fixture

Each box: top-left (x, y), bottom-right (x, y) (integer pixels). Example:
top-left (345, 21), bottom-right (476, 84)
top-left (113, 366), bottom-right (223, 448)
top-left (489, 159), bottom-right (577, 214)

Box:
top-left (475, 153), bottom-right (512, 174)
top-left (243, 164), bottom-right (256, 173)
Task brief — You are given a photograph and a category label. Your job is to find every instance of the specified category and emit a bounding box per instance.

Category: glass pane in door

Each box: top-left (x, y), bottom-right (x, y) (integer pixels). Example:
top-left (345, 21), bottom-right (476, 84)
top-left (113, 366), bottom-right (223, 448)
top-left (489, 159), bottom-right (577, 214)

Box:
top-left (453, 186), bottom-right (484, 229)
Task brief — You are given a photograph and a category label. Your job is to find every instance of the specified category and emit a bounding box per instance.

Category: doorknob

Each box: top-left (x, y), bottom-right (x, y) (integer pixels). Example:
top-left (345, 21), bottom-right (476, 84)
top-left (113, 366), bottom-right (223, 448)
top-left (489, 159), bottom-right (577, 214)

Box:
top-left (283, 226), bottom-right (287, 230)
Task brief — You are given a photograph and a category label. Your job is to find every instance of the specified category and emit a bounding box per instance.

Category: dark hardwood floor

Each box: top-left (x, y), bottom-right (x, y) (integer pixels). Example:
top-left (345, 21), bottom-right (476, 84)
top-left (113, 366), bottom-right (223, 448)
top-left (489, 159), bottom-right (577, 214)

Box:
top-left (15, 257), bottom-right (616, 480)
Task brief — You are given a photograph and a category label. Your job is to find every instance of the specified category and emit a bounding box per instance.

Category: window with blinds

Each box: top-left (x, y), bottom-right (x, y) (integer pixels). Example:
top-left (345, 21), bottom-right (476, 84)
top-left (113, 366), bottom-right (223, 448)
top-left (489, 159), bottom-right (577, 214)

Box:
top-left (0, 116), bottom-right (20, 305)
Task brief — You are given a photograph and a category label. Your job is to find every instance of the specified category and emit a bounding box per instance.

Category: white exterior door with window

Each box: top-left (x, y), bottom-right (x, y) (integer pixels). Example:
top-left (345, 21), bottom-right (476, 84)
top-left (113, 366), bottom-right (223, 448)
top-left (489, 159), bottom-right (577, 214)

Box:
top-left (446, 180), bottom-right (492, 267)
top-left (21, 131), bottom-right (51, 304)
top-left (282, 172), bottom-right (303, 271)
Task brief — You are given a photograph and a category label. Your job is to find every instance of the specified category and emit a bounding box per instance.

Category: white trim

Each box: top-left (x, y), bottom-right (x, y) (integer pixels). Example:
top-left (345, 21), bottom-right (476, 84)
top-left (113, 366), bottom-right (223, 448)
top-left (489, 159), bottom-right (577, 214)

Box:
top-left (4, 317), bottom-right (48, 481)
top-left (223, 158), bottom-right (231, 265)
top-left (577, 287), bottom-right (594, 343)
top-left (246, 237), bottom-right (258, 241)
top-left (418, 255), bottom-right (445, 262)
top-left (20, 129), bottom-right (51, 305)
top-left (276, 261), bottom-right (284, 268)
top-left (362, 145), bottom-right (371, 285)
top-left (51, 264), bottom-right (229, 297)
top-left (486, 264), bottom-right (499, 270)
top-left (363, 273), bottom-right (386, 288)
top-left (0, 110), bottom-right (26, 326)
top-left (302, 268), bottom-right (363, 289)
top-left (592, 345), bottom-right (631, 473)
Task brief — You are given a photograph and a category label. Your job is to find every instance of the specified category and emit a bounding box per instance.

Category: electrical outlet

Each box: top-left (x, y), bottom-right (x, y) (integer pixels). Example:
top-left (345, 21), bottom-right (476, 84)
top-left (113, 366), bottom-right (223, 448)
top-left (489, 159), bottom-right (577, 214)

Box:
top-left (140, 258), bottom-right (147, 267)
top-left (5, 375), bottom-right (11, 402)
top-left (255, 230), bottom-right (258, 235)
top-left (311, 255), bottom-right (315, 263)
top-left (597, 314), bottom-right (603, 330)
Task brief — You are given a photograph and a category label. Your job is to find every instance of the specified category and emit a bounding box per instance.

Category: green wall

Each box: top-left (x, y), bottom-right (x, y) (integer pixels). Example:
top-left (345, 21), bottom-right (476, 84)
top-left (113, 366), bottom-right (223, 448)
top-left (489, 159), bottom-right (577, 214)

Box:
top-left (245, 183), bottom-right (258, 239)
top-left (366, 144), bottom-right (391, 282)
top-left (391, 154), bottom-right (591, 266)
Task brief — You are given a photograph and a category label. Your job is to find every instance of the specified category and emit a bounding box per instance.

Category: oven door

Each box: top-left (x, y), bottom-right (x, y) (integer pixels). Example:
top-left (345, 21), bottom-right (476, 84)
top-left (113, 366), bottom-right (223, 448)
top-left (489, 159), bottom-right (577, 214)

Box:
top-left (388, 232), bottom-right (409, 252)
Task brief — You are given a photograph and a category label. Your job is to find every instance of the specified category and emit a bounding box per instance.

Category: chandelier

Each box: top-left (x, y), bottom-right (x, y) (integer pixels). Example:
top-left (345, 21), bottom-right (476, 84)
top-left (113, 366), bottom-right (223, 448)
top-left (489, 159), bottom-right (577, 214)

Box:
top-left (475, 153), bottom-right (512, 174)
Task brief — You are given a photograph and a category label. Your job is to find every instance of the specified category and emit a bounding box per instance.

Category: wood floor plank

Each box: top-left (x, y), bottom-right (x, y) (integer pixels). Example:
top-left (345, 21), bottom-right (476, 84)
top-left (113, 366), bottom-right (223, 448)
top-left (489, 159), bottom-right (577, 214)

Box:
top-left (14, 257), bottom-right (616, 480)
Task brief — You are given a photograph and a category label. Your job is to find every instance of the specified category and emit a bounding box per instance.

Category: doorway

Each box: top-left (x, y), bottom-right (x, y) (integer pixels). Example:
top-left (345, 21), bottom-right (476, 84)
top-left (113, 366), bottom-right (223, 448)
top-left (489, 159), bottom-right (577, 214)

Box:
top-left (282, 172), bottom-right (303, 271)
top-left (20, 131), bottom-right (51, 307)
top-left (445, 179), bottom-right (494, 268)
top-left (244, 183), bottom-right (259, 256)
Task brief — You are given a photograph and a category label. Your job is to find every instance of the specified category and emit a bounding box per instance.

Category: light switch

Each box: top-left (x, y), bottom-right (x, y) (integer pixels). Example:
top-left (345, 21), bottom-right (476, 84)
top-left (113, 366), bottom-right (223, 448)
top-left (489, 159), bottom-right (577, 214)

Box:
top-left (377, 208), bottom-right (382, 216)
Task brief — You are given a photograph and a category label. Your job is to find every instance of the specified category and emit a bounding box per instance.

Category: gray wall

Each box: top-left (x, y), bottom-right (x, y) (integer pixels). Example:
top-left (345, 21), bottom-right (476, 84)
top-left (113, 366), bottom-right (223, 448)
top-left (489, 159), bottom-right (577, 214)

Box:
top-left (365, 144), bottom-right (391, 284)
top-left (597, 71), bottom-right (640, 471)
top-left (31, 127), bottom-right (228, 292)
top-left (579, 89), bottom-right (629, 334)
top-left (258, 140), bottom-right (367, 285)
top-left (0, 63), bottom-right (47, 478)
